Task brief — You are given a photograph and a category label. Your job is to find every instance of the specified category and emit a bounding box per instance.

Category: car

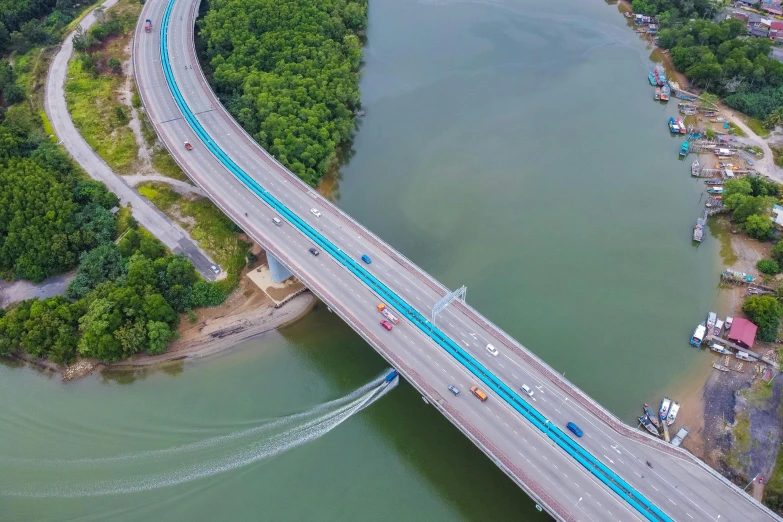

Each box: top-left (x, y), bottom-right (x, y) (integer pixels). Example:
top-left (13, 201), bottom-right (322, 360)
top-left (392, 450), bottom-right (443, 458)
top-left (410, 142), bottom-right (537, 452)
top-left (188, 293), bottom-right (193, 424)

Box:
top-left (272, 217), bottom-right (282, 226)
top-left (184, 141), bottom-right (192, 151)
top-left (210, 265), bottom-right (220, 274)
top-left (380, 320), bottom-right (392, 331)
top-left (448, 385), bottom-right (460, 396)
top-left (309, 247), bottom-right (320, 256)
top-left (486, 343), bottom-right (498, 356)
top-left (521, 384), bottom-right (534, 398)
top-left (310, 208), bottom-right (322, 218)
top-left (566, 422), bottom-right (583, 437)
top-left (469, 385), bottom-right (488, 402)
top-left (377, 303), bottom-right (386, 312)
top-left (361, 254), bottom-right (372, 264)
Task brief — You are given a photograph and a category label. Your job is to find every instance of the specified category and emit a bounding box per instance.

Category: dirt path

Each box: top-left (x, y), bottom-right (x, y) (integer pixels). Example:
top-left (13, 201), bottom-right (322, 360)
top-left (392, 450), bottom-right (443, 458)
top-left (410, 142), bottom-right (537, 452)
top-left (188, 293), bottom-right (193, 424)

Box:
top-left (123, 174), bottom-right (205, 196)
top-left (718, 104), bottom-right (783, 183)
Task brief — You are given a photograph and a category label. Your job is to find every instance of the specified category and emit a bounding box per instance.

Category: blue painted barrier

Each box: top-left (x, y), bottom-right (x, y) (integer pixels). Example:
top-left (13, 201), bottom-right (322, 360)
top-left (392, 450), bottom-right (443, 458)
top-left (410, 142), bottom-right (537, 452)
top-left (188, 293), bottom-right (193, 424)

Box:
top-left (157, 4), bottom-right (672, 520)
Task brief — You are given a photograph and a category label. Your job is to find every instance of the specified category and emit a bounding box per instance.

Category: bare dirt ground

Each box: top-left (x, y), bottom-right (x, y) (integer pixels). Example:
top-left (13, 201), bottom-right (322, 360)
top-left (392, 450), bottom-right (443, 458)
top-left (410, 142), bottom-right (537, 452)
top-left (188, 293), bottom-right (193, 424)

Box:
top-left (0, 272), bottom-right (75, 308)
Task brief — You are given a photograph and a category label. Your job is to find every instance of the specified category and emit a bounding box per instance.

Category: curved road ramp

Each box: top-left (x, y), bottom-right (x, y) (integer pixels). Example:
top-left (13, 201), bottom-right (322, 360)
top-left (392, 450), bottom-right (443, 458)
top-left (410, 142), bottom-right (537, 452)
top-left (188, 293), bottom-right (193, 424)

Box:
top-left (132, 0), bottom-right (781, 520)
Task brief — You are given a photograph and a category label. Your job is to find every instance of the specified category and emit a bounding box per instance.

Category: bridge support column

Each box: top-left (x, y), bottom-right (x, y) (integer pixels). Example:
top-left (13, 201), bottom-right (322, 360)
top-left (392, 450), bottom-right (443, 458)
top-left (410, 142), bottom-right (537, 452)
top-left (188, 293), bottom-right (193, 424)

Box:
top-left (267, 251), bottom-right (293, 283)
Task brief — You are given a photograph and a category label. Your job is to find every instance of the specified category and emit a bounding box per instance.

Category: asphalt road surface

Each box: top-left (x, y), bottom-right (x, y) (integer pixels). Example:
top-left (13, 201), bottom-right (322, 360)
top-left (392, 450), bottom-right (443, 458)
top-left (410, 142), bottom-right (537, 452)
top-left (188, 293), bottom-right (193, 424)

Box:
top-left (133, 0), bottom-right (780, 519)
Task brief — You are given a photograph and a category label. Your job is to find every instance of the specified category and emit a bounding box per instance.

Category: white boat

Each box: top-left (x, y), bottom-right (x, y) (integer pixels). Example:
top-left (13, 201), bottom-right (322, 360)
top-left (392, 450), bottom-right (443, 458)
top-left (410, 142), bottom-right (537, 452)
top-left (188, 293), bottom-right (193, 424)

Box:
top-left (672, 427), bottom-right (690, 447)
top-left (736, 351), bottom-right (753, 361)
top-left (707, 312), bottom-right (717, 331)
top-left (667, 402), bottom-right (680, 426)
top-left (710, 343), bottom-right (731, 355)
top-left (690, 323), bottom-right (706, 347)
top-left (713, 319), bottom-right (724, 337)
top-left (725, 316), bottom-right (733, 330)
top-left (659, 397), bottom-right (671, 421)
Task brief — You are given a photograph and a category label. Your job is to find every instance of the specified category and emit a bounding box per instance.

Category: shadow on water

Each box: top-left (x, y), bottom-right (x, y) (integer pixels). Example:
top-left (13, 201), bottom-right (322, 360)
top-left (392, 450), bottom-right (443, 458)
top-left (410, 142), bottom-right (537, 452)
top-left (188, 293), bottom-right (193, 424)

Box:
top-left (277, 303), bottom-right (551, 521)
top-left (99, 360), bottom-right (186, 385)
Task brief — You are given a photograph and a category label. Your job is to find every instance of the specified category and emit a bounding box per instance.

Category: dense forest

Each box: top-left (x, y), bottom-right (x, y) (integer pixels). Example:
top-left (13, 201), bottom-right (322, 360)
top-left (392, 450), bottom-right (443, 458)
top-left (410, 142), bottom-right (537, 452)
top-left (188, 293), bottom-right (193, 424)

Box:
top-left (631, 0), bottom-right (783, 123)
top-left (199, 0), bottom-right (368, 185)
top-left (0, 0), bottom-right (95, 56)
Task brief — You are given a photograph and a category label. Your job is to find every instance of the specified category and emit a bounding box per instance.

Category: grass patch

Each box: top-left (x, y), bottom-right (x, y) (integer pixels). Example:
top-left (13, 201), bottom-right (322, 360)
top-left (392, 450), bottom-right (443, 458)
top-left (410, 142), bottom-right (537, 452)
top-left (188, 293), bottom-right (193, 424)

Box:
top-left (772, 147), bottom-right (783, 169)
top-left (151, 147), bottom-right (190, 182)
top-left (114, 205), bottom-right (134, 236)
top-left (727, 122), bottom-right (746, 137)
top-left (137, 182), bottom-right (248, 291)
top-left (65, 56), bottom-right (138, 173)
top-left (745, 117), bottom-right (771, 139)
top-left (724, 414), bottom-right (752, 470)
top-left (138, 182), bottom-right (182, 211)
top-left (39, 110), bottom-right (57, 142)
top-left (743, 379), bottom-right (773, 407)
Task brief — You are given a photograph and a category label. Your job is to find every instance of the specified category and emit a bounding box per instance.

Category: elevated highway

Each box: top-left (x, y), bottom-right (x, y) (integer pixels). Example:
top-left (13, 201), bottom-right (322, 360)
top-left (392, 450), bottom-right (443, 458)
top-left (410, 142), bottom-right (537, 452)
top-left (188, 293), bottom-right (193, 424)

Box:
top-left (132, 0), bottom-right (780, 519)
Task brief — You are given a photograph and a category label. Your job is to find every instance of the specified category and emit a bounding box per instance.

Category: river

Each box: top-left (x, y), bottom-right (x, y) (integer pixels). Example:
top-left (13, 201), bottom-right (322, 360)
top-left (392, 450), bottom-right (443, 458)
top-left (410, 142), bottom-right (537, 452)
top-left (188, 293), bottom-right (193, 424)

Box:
top-left (1, 0), bottom-right (722, 520)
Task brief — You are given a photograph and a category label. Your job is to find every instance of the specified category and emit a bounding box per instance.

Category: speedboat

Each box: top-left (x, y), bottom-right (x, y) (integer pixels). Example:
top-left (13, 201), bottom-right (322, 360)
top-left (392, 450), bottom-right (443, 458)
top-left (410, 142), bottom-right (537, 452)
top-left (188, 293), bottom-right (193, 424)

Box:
top-left (644, 403), bottom-right (660, 428)
top-left (660, 397), bottom-right (671, 421)
top-left (713, 319), bottom-right (724, 337)
top-left (649, 72), bottom-right (657, 85)
top-left (707, 312), bottom-right (717, 331)
top-left (710, 343), bottom-right (731, 355)
top-left (725, 316), bottom-right (733, 330)
top-left (667, 402), bottom-right (680, 426)
top-left (639, 415), bottom-right (659, 436)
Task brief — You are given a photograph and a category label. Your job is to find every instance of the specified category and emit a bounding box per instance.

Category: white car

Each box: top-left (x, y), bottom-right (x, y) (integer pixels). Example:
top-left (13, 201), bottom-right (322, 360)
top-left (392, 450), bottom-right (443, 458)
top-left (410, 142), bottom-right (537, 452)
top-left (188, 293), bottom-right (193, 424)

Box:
top-left (486, 344), bottom-right (498, 356)
top-left (310, 208), bottom-right (322, 218)
top-left (210, 265), bottom-right (220, 275)
top-left (521, 384), bottom-right (535, 398)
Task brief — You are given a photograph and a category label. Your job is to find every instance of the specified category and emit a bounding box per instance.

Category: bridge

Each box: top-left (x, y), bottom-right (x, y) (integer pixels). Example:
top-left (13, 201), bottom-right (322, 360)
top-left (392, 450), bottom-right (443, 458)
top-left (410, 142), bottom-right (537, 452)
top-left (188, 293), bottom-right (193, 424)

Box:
top-left (132, 0), bottom-right (780, 519)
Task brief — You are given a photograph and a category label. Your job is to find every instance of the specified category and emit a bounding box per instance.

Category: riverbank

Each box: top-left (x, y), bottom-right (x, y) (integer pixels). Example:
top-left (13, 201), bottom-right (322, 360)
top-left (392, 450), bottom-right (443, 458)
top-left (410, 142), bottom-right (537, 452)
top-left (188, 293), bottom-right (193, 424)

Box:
top-left (14, 277), bottom-right (316, 380)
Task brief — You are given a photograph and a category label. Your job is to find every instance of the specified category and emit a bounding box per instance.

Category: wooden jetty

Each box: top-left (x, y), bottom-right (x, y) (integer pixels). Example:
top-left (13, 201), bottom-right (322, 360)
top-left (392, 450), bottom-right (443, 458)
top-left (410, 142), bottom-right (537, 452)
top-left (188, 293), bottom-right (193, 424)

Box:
top-left (662, 420), bottom-right (671, 442)
top-left (696, 168), bottom-right (753, 177)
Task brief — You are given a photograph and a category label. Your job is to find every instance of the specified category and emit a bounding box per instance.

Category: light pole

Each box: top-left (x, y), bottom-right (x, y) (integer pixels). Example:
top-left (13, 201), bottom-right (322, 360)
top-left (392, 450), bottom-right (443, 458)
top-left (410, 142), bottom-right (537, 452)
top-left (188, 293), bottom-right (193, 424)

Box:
top-left (561, 397), bottom-right (569, 409)
top-left (573, 496), bottom-right (583, 510)
top-left (744, 473), bottom-right (760, 491)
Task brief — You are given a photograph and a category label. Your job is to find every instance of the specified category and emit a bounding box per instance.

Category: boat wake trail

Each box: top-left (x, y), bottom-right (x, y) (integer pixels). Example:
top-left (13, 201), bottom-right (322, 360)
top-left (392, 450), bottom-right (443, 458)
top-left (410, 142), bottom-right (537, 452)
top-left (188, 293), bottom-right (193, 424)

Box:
top-left (1, 372), bottom-right (397, 498)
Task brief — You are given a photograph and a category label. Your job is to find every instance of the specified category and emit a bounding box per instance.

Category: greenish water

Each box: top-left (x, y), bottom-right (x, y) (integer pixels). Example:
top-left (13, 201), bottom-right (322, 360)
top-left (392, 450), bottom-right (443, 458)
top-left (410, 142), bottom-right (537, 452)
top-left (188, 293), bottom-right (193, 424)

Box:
top-left (1, 0), bottom-right (723, 520)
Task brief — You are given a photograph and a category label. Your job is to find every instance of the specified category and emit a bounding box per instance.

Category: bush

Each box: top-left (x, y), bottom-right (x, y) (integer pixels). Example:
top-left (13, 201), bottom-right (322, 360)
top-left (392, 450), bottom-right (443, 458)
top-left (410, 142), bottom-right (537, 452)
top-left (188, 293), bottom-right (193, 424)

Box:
top-left (743, 295), bottom-right (782, 342)
top-left (757, 259), bottom-right (780, 275)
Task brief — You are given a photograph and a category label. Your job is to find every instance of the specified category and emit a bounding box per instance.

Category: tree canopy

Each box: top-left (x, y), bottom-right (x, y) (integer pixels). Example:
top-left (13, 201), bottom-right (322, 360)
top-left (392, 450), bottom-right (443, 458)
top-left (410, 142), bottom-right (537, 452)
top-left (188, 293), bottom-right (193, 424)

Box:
top-left (199, 0), bottom-right (367, 185)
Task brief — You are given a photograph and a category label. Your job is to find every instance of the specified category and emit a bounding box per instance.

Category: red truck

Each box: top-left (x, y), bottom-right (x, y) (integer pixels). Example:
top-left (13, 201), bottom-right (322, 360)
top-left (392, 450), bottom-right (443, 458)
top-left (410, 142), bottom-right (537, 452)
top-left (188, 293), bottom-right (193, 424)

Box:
top-left (144, 19), bottom-right (152, 33)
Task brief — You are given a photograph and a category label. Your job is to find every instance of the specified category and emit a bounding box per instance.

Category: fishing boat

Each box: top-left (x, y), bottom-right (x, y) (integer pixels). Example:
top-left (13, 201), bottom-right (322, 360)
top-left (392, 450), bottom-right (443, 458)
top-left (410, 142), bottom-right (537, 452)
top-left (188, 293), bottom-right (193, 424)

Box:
top-left (691, 160), bottom-right (701, 175)
top-left (639, 415), bottom-right (659, 436)
top-left (712, 362), bottom-right (730, 372)
top-left (704, 179), bottom-right (723, 186)
top-left (644, 403), bottom-right (660, 428)
top-left (710, 343), bottom-right (732, 355)
top-left (725, 316), bottom-right (733, 330)
top-left (671, 427), bottom-right (690, 447)
top-left (661, 84), bottom-right (670, 101)
top-left (648, 72), bottom-right (657, 85)
top-left (707, 187), bottom-right (724, 195)
top-left (713, 319), bottom-right (724, 337)
top-left (654, 87), bottom-right (661, 100)
top-left (667, 402), bottom-right (680, 426)
top-left (690, 322), bottom-right (706, 346)
top-left (679, 141), bottom-right (689, 157)
top-left (659, 397), bottom-right (671, 421)
top-left (707, 312), bottom-right (717, 331)
top-left (668, 117), bottom-right (683, 134)
top-left (624, 11), bottom-right (632, 18)
top-left (693, 220), bottom-right (704, 242)
top-left (655, 68), bottom-right (667, 86)
top-left (677, 118), bottom-right (687, 134)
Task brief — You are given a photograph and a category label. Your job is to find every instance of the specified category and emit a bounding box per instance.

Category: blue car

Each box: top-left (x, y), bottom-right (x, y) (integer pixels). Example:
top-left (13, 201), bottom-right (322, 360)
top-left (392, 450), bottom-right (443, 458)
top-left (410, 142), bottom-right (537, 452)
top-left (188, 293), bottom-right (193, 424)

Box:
top-left (361, 254), bottom-right (372, 264)
top-left (566, 422), bottom-right (583, 437)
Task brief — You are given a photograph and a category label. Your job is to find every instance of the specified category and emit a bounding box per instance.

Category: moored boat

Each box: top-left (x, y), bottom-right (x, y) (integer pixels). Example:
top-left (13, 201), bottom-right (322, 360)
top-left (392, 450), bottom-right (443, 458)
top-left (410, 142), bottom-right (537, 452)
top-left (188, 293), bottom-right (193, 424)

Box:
top-left (691, 160), bottom-right (700, 175)
top-left (707, 187), bottom-right (724, 195)
top-left (648, 72), bottom-right (657, 85)
top-left (725, 316), bottom-right (733, 330)
top-left (690, 322), bottom-right (706, 346)
top-left (707, 312), bottom-right (717, 331)
top-left (704, 179), bottom-right (723, 186)
top-left (712, 362), bottom-right (730, 372)
top-left (654, 87), bottom-right (661, 100)
top-left (710, 342), bottom-right (731, 355)
top-left (644, 403), bottom-right (660, 428)
top-left (661, 84), bottom-right (670, 101)
top-left (659, 397), bottom-right (671, 421)
top-left (667, 402), bottom-right (680, 426)
top-left (713, 319), bottom-right (724, 337)
top-left (679, 141), bottom-right (689, 157)
top-left (671, 427), bottom-right (690, 447)
top-left (639, 415), bottom-right (659, 436)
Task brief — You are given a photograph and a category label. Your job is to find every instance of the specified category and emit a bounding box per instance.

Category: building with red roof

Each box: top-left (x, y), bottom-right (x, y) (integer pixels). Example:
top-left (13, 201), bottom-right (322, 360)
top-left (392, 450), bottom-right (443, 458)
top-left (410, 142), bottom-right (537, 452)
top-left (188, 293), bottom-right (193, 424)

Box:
top-left (727, 318), bottom-right (758, 349)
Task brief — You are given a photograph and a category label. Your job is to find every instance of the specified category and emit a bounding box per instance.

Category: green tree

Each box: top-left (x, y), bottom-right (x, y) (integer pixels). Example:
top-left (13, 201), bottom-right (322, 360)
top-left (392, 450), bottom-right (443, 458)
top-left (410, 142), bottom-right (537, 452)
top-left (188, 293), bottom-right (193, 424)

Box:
top-left (743, 295), bottom-right (782, 342)
top-left (146, 320), bottom-right (174, 355)
top-left (67, 243), bottom-right (126, 299)
top-left (743, 214), bottom-right (775, 240)
top-left (757, 259), bottom-right (779, 275)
